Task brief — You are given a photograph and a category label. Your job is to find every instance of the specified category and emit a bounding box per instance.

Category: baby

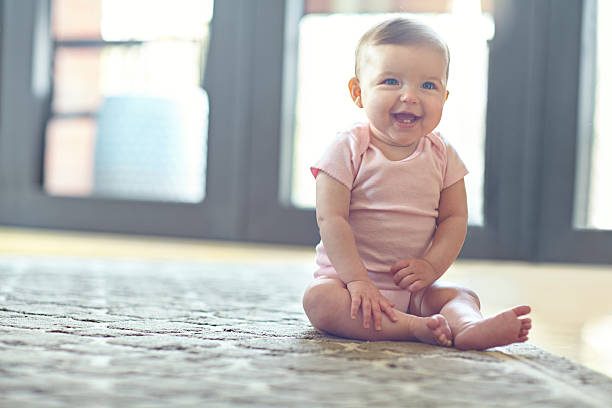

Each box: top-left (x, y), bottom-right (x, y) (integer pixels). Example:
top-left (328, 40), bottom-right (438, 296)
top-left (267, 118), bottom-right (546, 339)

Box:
top-left (302, 17), bottom-right (532, 350)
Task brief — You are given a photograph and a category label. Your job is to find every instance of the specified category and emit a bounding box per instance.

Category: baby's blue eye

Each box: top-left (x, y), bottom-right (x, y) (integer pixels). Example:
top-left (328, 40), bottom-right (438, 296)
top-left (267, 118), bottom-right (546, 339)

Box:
top-left (382, 78), bottom-right (399, 85)
top-left (422, 82), bottom-right (436, 90)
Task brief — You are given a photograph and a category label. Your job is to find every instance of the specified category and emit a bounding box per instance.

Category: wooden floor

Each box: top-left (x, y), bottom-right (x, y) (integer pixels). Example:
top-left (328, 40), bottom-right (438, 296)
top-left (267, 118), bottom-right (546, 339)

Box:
top-left (1, 227), bottom-right (611, 378)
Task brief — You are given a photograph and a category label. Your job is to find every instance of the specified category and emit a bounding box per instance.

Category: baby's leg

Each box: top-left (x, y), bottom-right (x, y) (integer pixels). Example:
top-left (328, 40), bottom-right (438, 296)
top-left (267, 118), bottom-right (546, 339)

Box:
top-left (303, 277), bottom-right (451, 346)
top-left (413, 282), bottom-right (532, 350)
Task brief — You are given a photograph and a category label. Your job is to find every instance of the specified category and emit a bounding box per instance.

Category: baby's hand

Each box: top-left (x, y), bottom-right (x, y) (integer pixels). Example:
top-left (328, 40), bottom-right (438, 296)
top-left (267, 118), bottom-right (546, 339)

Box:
top-left (346, 280), bottom-right (398, 331)
top-left (391, 258), bottom-right (440, 292)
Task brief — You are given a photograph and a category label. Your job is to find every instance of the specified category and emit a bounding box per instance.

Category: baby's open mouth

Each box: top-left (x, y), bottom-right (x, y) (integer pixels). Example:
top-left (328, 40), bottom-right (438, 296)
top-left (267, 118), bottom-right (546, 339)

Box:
top-left (393, 113), bottom-right (420, 124)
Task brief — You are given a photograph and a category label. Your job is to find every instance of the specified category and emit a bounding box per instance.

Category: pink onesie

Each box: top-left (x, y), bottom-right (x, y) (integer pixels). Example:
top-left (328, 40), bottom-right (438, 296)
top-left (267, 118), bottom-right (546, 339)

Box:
top-left (311, 122), bottom-right (468, 313)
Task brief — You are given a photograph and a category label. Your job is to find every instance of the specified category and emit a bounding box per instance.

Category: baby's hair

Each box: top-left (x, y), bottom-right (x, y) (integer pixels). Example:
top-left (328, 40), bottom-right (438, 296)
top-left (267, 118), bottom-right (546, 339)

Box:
top-left (354, 17), bottom-right (450, 80)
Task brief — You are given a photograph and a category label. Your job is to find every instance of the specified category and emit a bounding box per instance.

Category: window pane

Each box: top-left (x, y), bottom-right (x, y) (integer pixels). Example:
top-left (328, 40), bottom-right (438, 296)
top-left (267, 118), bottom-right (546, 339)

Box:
top-left (53, 47), bottom-right (102, 113)
top-left (101, 0), bottom-right (213, 41)
top-left (51, 0), bottom-right (103, 40)
top-left (44, 118), bottom-right (96, 196)
top-left (44, 0), bottom-right (213, 203)
top-left (587, 0), bottom-right (612, 229)
top-left (288, 0), bottom-right (493, 226)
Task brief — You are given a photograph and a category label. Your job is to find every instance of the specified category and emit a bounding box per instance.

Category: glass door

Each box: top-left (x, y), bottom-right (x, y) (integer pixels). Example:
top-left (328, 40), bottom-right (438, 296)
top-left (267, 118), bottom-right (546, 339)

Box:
top-left (0, 0), bottom-right (253, 240)
top-left (245, 0), bottom-right (516, 256)
top-left (45, 0), bottom-right (212, 203)
top-left (246, 0), bottom-right (605, 264)
top-left (289, 0), bottom-right (493, 227)
top-left (575, 0), bottom-right (612, 231)
top-left (536, 0), bottom-right (612, 263)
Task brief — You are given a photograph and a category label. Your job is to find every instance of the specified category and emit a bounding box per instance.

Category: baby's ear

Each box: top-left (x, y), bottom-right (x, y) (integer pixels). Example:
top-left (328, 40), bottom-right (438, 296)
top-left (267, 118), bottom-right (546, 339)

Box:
top-left (348, 77), bottom-right (363, 108)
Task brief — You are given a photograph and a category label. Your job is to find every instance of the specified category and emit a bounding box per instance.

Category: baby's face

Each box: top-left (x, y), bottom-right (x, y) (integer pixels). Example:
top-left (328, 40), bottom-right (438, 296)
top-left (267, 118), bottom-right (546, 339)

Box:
top-left (352, 44), bottom-right (448, 155)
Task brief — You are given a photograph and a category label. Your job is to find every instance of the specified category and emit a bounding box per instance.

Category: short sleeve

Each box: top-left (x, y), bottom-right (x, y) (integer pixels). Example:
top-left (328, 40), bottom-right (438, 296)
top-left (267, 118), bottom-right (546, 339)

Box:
top-left (442, 139), bottom-right (469, 189)
top-left (311, 125), bottom-right (368, 190)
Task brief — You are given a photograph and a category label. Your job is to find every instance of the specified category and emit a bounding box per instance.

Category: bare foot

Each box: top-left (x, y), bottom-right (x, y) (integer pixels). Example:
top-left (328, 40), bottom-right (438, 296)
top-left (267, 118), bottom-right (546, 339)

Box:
top-left (453, 305), bottom-right (532, 350)
top-left (410, 314), bottom-right (453, 347)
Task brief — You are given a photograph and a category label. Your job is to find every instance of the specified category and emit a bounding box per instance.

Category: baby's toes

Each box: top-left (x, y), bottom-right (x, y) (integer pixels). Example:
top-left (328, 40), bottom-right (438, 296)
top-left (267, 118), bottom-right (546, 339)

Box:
top-left (429, 315), bottom-right (452, 347)
top-left (438, 332), bottom-right (452, 347)
top-left (433, 328), bottom-right (451, 347)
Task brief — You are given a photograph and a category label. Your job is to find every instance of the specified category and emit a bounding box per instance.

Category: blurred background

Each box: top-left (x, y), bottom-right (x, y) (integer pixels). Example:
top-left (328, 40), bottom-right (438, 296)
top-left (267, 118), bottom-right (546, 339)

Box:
top-left (0, 0), bottom-right (611, 377)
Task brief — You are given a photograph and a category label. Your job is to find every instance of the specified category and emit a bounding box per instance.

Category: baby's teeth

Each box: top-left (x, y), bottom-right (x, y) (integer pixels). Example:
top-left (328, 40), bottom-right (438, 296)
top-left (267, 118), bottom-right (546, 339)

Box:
top-left (395, 113), bottom-right (417, 123)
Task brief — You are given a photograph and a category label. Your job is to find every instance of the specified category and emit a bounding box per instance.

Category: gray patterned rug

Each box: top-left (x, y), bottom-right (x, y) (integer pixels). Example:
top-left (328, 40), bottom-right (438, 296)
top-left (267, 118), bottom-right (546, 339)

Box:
top-left (1, 255), bottom-right (611, 407)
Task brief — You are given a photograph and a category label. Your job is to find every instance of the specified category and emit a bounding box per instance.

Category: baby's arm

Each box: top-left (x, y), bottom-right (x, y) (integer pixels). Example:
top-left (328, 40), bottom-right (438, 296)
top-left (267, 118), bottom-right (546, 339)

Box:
top-left (316, 172), bottom-right (398, 330)
top-left (392, 178), bottom-right (468, 292)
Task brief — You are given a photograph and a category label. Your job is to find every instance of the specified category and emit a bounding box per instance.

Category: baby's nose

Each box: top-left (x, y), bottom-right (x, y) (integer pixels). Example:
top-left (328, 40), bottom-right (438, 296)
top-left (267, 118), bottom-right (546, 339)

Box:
top-left (399, 89), bottom-right (418, 103)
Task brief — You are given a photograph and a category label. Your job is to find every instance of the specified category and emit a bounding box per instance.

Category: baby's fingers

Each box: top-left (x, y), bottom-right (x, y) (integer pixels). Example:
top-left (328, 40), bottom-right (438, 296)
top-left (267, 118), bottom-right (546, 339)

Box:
top-left (350, 295), bottom-right (362, 320)
top-left (390, 258), bottom-right (412, 274)
top-left (398, 274), bottom-right (417, 289)
top-left (362, 298), bottom-right (372, 329)
top-left (408, 280), bottom-right (426, 292)
top-left (371, 303), bottom-right (384, 331)
top-left (381, 301), bottom-right (398, 323)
